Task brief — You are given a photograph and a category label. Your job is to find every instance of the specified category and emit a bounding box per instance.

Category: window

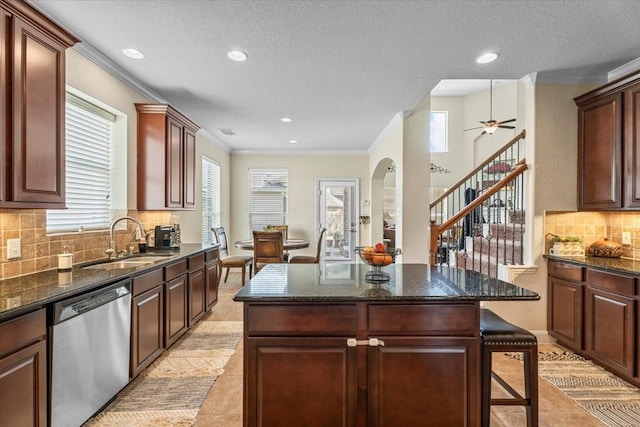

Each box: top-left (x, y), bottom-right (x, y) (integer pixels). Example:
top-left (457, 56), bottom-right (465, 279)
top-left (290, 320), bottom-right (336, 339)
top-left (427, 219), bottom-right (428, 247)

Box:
top-left (202, 157), bottom-right (220, 245)
top-left (249, 169), bottom-right (288, 232)
top-left (430, 111), bottom-right (448, 152)
top-left (47, 93), bottom-right (117, 233)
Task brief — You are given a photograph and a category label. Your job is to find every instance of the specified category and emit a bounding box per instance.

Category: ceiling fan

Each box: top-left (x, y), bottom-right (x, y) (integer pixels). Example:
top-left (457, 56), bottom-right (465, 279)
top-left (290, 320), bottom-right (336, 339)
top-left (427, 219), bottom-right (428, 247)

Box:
top-left (464, 79), bottom-right (516, 136)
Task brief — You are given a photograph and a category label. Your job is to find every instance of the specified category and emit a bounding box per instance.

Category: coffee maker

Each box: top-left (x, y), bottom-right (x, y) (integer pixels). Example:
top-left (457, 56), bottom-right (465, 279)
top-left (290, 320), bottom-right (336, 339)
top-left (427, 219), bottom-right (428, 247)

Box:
top-left (154, 225), bottom-right (178, 248)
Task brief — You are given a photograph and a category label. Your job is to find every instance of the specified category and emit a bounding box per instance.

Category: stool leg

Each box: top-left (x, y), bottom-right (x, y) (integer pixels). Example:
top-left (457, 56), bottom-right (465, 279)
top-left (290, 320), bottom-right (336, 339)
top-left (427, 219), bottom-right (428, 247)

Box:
top-left (240, 265), bottom-right (246, 286)
top-left (481, 344), bottom-right (492, 427)
top-left (524, 347), bottom-right (539, 427)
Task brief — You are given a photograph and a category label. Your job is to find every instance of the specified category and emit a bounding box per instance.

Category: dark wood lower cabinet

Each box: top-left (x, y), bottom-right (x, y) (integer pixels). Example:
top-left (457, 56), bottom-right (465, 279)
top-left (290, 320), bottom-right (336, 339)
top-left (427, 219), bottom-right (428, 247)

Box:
top-left (242, 302), bottom-right (480, 426)
top-left (188, 266), bottom-right (206, 325)
top-left (0, 309), bottom-right (47, 427)
top-left (131, 285), bottom-right (164, 377)
top-left (548, 276), bottom-right (583, 351)
top-left (165, 274), bottom-right (188, 347)
top-left (205, 247), bottom-right (220, 310)
top-left (585, 287), bottom-right (635, 377)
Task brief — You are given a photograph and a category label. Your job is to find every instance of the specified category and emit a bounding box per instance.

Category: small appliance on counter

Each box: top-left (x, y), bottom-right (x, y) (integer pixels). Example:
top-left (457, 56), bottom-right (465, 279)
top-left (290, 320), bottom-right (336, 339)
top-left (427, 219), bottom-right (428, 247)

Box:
top-left (154, 225), bottom-right (180, 248)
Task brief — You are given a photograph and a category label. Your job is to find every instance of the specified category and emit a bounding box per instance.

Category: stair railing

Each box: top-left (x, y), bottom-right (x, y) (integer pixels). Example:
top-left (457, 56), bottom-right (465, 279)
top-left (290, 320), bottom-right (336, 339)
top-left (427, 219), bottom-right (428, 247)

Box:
top-left (429, 130), bottom-right (527, 278)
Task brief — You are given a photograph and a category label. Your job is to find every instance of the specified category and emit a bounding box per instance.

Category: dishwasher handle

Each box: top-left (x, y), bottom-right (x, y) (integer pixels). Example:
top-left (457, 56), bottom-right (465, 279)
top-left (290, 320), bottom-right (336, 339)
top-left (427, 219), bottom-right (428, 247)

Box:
top-left (53, 279), bottom-right (131, 324)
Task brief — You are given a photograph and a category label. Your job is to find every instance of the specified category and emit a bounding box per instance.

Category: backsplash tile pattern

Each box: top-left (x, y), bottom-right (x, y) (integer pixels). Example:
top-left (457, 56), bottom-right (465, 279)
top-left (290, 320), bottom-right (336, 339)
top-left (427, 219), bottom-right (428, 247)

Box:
top-left (0, 210), bottom-right (172, 280)
top-left (545, 211), bottom-right (640, 259)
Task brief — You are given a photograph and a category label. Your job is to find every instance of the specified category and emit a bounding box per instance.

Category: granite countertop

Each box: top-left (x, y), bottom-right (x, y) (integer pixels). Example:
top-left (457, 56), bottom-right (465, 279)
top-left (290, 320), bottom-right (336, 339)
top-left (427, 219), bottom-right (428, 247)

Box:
top-left (233, 263), bottom-right (540, 302)
top-left (544, 254), bottom-right (640, 275)
top-left (0, 243), bottom-right (218, 321)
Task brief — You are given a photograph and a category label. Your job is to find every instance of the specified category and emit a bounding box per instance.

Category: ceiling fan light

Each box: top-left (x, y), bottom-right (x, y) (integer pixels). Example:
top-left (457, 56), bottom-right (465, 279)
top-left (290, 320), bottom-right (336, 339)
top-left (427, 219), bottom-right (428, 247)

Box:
top-left (484, 125), bottom-right (499, 134)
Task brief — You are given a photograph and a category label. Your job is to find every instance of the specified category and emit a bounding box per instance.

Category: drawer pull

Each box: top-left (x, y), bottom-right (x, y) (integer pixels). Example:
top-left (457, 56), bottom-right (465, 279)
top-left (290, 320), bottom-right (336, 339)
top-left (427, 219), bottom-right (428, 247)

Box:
top-left (346, 338), bottom-right (386, 347)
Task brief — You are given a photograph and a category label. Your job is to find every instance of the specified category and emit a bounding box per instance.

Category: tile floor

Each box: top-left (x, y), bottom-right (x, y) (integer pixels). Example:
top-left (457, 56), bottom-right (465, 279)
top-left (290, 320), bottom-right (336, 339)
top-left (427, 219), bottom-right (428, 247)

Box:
top-left (194, 272), bottom-right (606, 427)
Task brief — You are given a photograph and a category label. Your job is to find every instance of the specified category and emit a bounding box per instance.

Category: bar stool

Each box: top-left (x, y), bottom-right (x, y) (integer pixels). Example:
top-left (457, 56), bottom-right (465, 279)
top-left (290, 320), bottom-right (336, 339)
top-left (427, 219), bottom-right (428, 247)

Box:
top-left (480, 308), bottom-right (538, 427)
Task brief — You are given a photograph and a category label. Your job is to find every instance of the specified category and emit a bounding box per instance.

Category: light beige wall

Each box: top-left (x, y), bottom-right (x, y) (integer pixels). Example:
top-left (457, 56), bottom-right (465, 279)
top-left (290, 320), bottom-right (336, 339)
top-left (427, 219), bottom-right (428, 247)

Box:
top-left (229, 154), bottom-right (369, 257)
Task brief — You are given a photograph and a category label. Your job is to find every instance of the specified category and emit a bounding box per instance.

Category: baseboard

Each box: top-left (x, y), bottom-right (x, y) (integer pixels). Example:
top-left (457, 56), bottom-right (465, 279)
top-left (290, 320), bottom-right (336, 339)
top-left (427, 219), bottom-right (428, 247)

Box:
top-left (532, 331), bottom-right (556, 344)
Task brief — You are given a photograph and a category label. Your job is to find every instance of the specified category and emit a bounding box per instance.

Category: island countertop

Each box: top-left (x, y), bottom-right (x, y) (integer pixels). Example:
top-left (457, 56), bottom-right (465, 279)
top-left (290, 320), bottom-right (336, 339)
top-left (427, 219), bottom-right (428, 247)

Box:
top-left (233, 263), bottom-right (539, 302)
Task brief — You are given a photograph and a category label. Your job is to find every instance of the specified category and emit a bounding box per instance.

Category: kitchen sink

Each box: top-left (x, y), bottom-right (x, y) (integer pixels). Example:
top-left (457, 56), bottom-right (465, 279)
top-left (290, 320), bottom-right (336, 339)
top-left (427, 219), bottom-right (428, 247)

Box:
top-left (83, 255), bottom-right (171, 270)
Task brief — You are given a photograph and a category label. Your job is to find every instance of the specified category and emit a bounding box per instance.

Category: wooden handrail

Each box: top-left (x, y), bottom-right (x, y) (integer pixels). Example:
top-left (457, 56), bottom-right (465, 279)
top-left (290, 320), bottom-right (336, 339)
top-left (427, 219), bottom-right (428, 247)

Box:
top-left (429, 159), bottom-right (528, 265)
top-left (430, 130), bottom-right (526, 208)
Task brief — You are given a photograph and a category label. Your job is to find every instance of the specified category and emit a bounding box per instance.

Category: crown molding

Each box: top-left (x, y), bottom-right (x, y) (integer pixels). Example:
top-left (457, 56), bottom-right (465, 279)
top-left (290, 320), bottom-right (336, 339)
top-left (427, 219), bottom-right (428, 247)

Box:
top-left (232, 149), bottom-right (368, 156)
top-left (73, 43), bottom-right (166, 103)
top-left (608, 57), bottom-right (640, 81)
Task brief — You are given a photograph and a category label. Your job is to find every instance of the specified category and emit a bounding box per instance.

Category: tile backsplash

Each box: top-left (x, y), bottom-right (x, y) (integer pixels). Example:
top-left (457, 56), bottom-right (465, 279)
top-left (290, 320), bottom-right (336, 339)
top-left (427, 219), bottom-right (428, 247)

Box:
top-left (545, 211), bottom-right (640, 258)
top-left (0, 210), bottom-right (173, 280)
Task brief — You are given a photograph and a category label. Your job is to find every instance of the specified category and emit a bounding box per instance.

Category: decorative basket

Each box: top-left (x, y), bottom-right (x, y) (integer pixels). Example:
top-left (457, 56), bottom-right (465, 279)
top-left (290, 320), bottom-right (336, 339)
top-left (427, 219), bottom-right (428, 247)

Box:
top-left (354, 246), bottom-right (402, 282)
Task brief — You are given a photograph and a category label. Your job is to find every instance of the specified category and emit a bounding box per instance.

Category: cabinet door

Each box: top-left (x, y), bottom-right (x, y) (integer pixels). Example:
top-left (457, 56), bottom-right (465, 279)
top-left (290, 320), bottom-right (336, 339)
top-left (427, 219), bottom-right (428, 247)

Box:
top-left (368, 337), bottom-right (479, 427)
top-left (624, 82), bottom-right (640, 208)
top-left (165, 274), bottom-right (188, 347)
top-left (10, 16), bottom-right (65, 206)
top-left (183, 126), bottom-right (196, 208)
top-left (205, 260), bottom-right (219, 310)
top-left (585, 287), bottom-right (634, 377)
top-left (188, 266), bottom-right (206, 325)
top-left (131, 285), bottom-right (164, 377)
top-left (166, 116), bottom-right (183, 209)
top-left (548, 276), bottom-right (583, 351)
top-left (0, 340), bottom-right (47, 426)
top-left (577, 92), bottom-right (623, 210)
top-left (245, 337), bottom-right (357, 427)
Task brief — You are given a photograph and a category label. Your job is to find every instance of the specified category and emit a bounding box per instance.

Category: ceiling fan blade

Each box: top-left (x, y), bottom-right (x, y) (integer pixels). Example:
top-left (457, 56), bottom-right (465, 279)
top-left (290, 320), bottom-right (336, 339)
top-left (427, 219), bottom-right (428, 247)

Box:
top-left (479, 121), bottom-right (489, 126)
top-left (464, 126), bottom-right (484, 131)
top-left (498, 125), bottom-right (516, 129)
top-left (497, 118), bottom-right (516, 125)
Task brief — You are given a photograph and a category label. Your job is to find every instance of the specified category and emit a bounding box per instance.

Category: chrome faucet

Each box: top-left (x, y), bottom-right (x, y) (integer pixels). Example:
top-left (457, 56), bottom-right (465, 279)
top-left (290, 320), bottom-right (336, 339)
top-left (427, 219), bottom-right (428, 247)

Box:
top-left (106, 216), bottom-right (145, 260)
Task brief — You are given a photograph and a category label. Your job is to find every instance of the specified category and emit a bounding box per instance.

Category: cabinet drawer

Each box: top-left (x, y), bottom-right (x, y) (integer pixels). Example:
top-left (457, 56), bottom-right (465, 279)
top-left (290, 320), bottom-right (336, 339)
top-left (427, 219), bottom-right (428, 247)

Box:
top-left (368, 304), bottom-right (479, 336)
top-left (548, 260), bottom-right (584, 282)
top-left (586, 269), bottom-right (635, 295)
top-left (132, 268), bottom-right (164, 296)
top-left (0, 309), bottom-right (46, 357)
top-left (205, 247), bottom-right (219, 262)
top-left (165, 259), bottom-right (187, 281)
top-left (188, 253), bottom-right (205, 270)
top-left (246, 304), bottom-right (357, 336)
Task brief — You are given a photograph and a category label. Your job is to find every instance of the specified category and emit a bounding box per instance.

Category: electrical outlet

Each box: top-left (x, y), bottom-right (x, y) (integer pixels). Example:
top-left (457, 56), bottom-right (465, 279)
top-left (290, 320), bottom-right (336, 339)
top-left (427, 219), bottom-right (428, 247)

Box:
top-left (7, 238), bottom-right (20, 259)
top-left (622, 231), bottom-right (632, 245)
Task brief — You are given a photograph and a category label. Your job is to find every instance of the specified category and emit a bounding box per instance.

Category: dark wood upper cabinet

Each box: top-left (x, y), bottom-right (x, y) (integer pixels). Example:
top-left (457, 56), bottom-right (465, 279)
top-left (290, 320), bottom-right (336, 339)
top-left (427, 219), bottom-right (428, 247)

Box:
top-left (136, 104), bottom-right (200, 210)
top-left (0, 0), bottom-right (79, 208)
top-left (575, 72), bottom-right (640, 210)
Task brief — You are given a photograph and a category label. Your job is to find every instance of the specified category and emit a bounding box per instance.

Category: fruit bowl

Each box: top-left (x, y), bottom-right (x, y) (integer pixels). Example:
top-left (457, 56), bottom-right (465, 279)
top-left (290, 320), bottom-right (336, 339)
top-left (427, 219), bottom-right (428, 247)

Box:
top-left (354, 246), bottom-right (402, 282)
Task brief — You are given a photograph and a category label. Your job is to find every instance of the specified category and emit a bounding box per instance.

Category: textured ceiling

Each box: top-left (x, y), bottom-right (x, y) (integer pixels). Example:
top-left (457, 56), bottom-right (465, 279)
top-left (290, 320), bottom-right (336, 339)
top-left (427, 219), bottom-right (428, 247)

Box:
top-left (32, 0), bottom-right (640, 153)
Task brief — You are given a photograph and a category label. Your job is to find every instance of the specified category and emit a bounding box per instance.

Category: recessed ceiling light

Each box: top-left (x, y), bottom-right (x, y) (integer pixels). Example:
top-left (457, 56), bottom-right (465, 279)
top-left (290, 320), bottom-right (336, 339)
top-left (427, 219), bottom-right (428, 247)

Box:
top-left (280, 117), bottom-right (293, 123)
top-left (476, 52), bottom-right (498, 64)
top-left (227, 50), bottom-right (248, 62)
top-left (289, 140), bottom-right (299, 144)
top-left (122, 48), bottom-right (144, 60)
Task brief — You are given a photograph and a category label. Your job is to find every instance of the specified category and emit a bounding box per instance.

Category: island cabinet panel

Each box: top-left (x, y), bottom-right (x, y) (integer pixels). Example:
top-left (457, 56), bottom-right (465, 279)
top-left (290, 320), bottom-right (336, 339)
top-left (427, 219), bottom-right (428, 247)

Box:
top-left (368, 337), bottom-right (479, 427)
top-left (585, 286), bottom-right (635, 377)
top-left (243, 302), bottom-right (480, 426)
top-left (246, 337), bottom-right (357, 427)
top-left (0, 0), bottom-right (78, 208)
top-left (0, 309), bottom-right (47, 427)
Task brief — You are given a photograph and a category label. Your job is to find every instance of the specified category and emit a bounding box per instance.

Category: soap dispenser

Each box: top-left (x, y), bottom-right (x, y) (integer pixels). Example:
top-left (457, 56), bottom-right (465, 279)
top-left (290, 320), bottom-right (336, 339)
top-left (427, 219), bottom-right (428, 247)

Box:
top-left (57, 246), bottom-right (73, 271)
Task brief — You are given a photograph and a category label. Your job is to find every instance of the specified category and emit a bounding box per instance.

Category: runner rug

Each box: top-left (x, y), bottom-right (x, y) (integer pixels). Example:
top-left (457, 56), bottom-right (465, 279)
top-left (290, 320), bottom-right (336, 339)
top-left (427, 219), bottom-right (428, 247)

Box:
top-left (506, 345), bottom-right (640, 427)
top-left (84, 317), bottom-right (243, 427)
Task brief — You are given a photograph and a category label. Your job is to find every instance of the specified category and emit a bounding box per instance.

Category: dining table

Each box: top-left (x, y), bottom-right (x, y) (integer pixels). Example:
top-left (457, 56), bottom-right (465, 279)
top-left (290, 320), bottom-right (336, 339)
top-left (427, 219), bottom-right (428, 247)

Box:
top-left (234, 238), bottom-right (310, 251)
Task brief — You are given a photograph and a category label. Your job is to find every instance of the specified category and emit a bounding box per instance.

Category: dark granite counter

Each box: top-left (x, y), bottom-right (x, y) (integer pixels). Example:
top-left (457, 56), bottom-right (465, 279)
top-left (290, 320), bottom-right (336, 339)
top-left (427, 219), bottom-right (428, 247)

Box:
top-left (0, 243), bottom-right (217, 321)
top-left (544, 254), bottom-right (640, 275)
top-left (233, 263), bottom-right (539, 302)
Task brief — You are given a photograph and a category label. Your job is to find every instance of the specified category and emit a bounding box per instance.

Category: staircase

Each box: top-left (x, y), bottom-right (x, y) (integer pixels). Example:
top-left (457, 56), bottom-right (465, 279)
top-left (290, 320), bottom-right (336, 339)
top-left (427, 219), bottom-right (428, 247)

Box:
top-left (430, 130), bottom-right (527, 278)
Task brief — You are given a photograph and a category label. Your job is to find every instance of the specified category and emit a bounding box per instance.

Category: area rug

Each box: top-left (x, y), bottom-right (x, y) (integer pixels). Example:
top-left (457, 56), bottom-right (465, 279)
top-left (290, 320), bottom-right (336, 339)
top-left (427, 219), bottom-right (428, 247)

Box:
top-left (84, 317), bottom-right (243, 426)
top-left (506, 345), bottom-right (640, 426)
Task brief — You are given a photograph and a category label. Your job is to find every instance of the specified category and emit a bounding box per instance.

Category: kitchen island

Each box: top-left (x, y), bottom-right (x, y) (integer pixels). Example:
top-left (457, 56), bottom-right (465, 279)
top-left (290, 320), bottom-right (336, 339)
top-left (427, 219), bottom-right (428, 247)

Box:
top-left (233, 263), bottom-right (539, 427)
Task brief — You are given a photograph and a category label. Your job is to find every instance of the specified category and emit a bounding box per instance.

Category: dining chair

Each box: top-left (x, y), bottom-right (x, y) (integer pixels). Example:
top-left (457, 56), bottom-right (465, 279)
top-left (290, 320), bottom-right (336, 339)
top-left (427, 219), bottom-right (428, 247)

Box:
top-left (213, 227), bottom-right (253, 286)
top-left (274, 225), bottom-right (289, 261)
top-left (289, 228), bottom-right (327, 264)
top-left (253, 230), bottom-right (285, 273)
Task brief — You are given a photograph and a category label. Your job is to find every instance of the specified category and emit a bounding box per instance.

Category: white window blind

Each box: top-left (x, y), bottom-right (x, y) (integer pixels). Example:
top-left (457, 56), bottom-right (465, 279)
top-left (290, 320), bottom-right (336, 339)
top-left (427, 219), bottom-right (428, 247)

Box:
top-left (46, 93), bottom-right (115, 233)
top-left (249, 169), bottom-right (288, 232)
top-left (202, 157), bottom-right (220, 245)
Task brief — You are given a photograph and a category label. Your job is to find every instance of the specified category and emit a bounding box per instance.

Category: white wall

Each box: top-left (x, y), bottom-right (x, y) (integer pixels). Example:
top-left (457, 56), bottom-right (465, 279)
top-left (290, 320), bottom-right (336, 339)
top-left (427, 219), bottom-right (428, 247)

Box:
top-left (229, 154), bottom-right (369, 257)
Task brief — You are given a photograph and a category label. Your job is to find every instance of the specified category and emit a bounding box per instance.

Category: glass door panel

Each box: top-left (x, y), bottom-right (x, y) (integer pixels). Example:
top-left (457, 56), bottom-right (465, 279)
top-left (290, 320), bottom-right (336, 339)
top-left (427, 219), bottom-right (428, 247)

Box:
top-left (319, 179), bottom-right (358, 262)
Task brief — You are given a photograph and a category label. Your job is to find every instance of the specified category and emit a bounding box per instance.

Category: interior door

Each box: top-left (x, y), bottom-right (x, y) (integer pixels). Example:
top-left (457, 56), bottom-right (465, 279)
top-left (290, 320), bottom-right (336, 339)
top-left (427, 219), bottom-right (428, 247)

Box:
top-left (319, 179), bottom-right (358, 262)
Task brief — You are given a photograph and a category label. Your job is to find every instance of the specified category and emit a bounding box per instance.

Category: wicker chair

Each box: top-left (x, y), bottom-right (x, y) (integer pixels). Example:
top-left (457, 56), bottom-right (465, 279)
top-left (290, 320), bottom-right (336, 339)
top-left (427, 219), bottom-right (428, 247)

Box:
top-left (212, 227), bottom-right (253, 286)
top-left (289, 228), bottom-right (327, 264)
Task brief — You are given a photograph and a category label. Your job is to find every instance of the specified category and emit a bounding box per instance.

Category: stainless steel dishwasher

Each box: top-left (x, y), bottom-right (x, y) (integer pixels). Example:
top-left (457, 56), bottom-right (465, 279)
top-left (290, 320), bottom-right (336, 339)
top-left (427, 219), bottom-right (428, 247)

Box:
top-left (50, 279), bottom-right (131, 427)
